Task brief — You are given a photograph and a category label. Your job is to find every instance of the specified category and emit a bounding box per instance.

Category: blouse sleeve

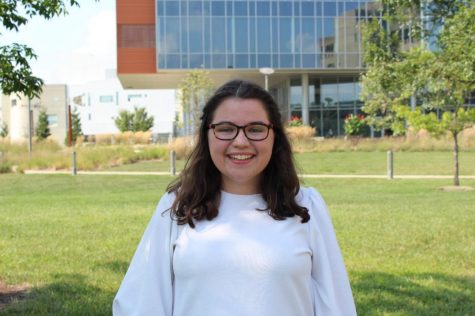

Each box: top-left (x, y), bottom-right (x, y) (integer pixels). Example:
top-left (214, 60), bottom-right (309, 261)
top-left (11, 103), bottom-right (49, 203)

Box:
top-left (305, 187), bottom-right (357, 316)
top-left (113, 193), bottom-right (176, 316)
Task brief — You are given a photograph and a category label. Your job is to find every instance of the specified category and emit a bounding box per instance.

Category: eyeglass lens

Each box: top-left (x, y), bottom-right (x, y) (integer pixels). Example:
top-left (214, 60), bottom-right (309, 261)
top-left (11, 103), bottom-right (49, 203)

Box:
top-left (213, 123), bottom-right (269, 140)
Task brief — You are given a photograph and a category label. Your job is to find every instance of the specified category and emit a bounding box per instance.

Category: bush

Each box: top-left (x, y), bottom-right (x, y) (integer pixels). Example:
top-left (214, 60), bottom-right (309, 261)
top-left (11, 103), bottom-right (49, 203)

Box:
top-left (288, 116), bottom-right (303, 127)
top-left (344, 114), bottom-right (367, 136)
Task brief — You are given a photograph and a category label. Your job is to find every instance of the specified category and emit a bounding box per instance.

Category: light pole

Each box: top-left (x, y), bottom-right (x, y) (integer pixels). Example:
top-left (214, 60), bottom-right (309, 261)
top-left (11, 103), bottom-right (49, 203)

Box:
top-left (259, 67), bottom-right (274, 91)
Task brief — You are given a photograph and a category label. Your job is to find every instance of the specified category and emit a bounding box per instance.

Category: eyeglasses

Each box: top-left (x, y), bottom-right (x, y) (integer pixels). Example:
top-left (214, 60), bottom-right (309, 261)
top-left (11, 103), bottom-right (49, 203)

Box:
top-left (208, 122), bottom-right (273, 141)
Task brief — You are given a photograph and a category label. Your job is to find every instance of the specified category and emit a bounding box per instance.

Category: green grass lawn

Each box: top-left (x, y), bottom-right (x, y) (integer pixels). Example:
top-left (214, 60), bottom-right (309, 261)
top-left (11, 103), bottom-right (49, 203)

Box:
top-left (103, 151), bottom-right (475, 176)
top-left (1, 174), bottom-right (474, 315)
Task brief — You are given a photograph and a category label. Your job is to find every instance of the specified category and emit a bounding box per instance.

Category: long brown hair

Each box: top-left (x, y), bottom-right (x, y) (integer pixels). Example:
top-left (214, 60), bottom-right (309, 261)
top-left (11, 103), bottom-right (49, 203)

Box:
top-left (167, 80), bottom-right (309, 227)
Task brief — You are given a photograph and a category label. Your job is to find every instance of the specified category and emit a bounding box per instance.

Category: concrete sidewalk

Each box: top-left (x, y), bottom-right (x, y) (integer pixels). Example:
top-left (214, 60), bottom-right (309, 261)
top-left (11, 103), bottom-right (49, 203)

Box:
top-left (22, 169), bottom-right (475, 179)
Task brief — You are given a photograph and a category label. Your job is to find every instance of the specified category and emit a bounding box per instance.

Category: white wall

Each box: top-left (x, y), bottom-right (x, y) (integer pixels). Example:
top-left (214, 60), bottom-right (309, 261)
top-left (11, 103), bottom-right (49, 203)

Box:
top-left (70, 77), bottom-right (176, 136)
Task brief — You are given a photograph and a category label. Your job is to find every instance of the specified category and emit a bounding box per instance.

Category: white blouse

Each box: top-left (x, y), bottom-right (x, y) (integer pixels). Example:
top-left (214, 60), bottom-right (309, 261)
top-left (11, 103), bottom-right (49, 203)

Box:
top-left (113, 187), bottom-right (357, 316)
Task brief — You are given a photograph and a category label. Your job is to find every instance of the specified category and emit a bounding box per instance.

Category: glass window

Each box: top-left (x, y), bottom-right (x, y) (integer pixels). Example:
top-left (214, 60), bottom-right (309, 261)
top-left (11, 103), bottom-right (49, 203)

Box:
top-left (302, 2), bottom-right (314, 17)
top-left (165, 1), bottom-right (179, 16)
top-left (323, 2), bottom-right (337, 16)
top-left (294, 2), bottom-right (300, 16)
top-left (189, 17), bottom-right (203, 53)
top-left (180, 19), bottom-right (188, 53)
top-left (257, 18), bottom-right (271, 52)
top-left (99, 95), bottom-right (113, 103)
top-left (294, 16), bottom-right (301, 53)
top-left (211, 18), bottom-right (226, 53)
top-left (235, 18), bottom-right (249, 53)
top-left (316, 1), bottom-right (323, 16)
top-left (257, 54), bottom-right (271, 67)
top-left (257, 2), bottom-right (270, 16)
top-left (249, 17), bottom-right (256, 53)
top-left (280, 54), bottom-right (293, 68)
top-left (279, 18), bottom-right (292, 53)
top-left (189, 1), bottom-right (202, 16)
top-left (157, 1), bottom-right (165, 16)
top-left (226, 1), bottom-right (233, 15)
top-left (235, 54), bottom-right (249, 68)
top-left (302, 18), bottom-right (316, 53)
top-left (180, 1), bottom-right (187, 15)
top-left (189, 54), bottom-right (204, 68)
top-left (167, 54), bottom-right (180, 68)
top-left (211, 1), bottom-right (225, 16)
top-left (234, 1), bottom-right (247, 16)
top-left (338, 79), bottom-right (356, 107)
top-left (272, 2), bottom-right (278, 16)
top-left (212, 54), bottom-right (226, 68)
top-left (249, 1), bottom-right (256, 15)
top-left (321, 79), bottom-right (338, 107)
top-left (165, 17), bottom-right (180, 53)
top-left (272, 18), bottom-right (279, 53)
top-left (180, 54), bottom-right (189, 68)
top-left (11, 99), bottom-right (17, 107)
top-left (302, 54), bottom-right (315, 68)
top-left (345, 2), bottom-right (360, 14)
top-left (226, 18), bottom-right (233, 53)
top-left (279, 2), bottom-right (292, 16)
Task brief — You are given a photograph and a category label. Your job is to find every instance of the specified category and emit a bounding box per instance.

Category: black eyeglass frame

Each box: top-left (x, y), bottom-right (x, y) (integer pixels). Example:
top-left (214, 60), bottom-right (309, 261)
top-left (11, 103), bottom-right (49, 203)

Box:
top-left (208, 122), bottom-right (274, 141)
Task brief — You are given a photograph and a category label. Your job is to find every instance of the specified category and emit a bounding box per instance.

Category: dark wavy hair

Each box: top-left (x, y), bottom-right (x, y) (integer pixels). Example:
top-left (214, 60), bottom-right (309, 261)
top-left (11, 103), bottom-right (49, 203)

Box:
top-left (167, 80), bottom-right (309, 228)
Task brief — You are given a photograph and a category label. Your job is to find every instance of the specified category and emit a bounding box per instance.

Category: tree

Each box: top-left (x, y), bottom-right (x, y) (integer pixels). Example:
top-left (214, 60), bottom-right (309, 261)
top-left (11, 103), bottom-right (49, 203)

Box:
top-left (71, 107), bottom-right (82, 143)
top-left (395, 4), bottom-right (475, 186)
top-left (362, 2), bottom-right (475, 186)
top-left (0, 122), bottom-right (8, 137)
top-left (177, 69), bottom-right (214, 136)
top-left (35, 110), bottom-right (50, 140)
top-left (0, 0), bottom-right (81, 98)
top-left (114, 107), bottom-right (154, 132)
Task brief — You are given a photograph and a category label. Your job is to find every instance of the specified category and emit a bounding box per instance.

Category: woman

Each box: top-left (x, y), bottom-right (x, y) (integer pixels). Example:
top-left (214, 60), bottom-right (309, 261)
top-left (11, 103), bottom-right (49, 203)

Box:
top-left (113, 80), bottom-right (356, 316)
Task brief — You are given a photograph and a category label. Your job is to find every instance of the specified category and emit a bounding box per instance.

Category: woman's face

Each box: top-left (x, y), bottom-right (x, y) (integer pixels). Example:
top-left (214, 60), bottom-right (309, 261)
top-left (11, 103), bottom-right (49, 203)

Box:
top-left (208, 97), bottom-right (274, 195)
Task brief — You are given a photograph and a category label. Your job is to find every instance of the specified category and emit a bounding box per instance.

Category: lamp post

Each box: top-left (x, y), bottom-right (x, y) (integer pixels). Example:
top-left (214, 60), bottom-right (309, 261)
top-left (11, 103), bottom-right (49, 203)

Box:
top-left (259, 67), bottom-right (274, 91)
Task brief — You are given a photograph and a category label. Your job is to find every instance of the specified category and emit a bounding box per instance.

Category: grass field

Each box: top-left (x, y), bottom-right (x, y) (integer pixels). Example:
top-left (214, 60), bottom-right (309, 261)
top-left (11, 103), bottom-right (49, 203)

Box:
top-left (1, 173), bottom-right (474, 315)
top-left (104, 151), bottom-right (475, 176)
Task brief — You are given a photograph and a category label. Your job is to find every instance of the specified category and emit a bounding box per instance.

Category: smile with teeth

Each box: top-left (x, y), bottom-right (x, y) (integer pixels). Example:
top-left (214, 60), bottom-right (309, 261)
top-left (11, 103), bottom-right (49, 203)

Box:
top-left (228, 154), bottom-right (254, 161)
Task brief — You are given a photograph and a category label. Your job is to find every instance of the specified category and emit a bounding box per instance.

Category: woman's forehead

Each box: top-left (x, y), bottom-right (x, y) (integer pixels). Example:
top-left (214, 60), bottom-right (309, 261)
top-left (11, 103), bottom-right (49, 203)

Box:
top-left (213, 97), bottom-right (270, 122)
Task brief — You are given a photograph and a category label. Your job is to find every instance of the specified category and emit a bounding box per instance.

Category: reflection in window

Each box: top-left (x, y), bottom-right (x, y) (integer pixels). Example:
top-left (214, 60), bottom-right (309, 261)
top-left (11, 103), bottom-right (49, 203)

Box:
top-left (189, 17), bottom-right (203, 53)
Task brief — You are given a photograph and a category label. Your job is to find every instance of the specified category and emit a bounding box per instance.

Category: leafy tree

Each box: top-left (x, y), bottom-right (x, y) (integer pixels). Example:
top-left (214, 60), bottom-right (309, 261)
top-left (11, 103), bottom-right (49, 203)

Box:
top-left (177, 69), bottom-right (214, 136)
top-left (71, 107), bottom-right (82, 142)
top-left (362, 2), bottom-right (475, 186)
top-left (114, 110), bottom-right (134, 132)
top-left (0, 0), bottom-right (81, 98)
top-left (0, 122), bottom-right (8, 137)
top-left (132, 107), bottom-right (154, 132)
top-left (35, 110), bottom-right (50, 140)
top-left (114, 107), bottom-right (154, 132)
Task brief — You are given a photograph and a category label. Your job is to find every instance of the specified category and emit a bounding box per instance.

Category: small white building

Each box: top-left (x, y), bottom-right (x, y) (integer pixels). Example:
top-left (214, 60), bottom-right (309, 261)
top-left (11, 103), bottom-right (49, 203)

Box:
top-left (70, 71), bottom-right (177, 139)
top-left (1, 85), bottom-right (68, 144)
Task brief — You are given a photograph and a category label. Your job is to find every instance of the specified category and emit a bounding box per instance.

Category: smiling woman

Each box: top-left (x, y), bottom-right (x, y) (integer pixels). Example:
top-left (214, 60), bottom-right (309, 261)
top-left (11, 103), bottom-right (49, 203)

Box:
top-left (113, 80), bottom-right (356, 316)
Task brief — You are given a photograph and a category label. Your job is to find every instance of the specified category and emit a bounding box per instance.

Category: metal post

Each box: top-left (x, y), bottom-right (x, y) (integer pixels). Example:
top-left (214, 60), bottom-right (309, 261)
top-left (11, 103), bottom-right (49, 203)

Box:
top-left (28, 98), bottom-right (32, 156)
top-left (264, 75), bottom-right (268, 91)
top-left (170, 150), bottom-right (176, 176)
top-left (387, 150), bottom-right (394, 179)
top-left (72, 151), bottom-right (77, 176)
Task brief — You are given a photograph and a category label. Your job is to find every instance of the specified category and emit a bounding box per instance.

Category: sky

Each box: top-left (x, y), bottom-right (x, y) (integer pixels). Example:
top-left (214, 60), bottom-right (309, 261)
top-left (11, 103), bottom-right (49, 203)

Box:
top-left (2, 0), bottom-right (116, 86)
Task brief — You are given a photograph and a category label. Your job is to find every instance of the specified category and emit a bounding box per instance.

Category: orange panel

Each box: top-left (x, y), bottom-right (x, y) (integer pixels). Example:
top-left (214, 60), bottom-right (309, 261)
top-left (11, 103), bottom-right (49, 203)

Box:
top-left (118, 48), bottom-right (156, 74)
top-left (117, 0), bottom-right (155, 24)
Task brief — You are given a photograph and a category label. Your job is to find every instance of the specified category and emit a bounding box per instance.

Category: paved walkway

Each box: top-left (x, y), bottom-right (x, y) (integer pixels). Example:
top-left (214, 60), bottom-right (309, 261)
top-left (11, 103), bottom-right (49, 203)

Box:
top-left (22, 170), bottom-right (475, 179)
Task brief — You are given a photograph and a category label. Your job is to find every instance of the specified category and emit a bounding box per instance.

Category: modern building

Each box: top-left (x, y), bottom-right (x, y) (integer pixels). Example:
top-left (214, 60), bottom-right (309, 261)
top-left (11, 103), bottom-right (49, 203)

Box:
top-left (70, 72), bottom-right (176, 139)
top-left (1, 85), bottom-right (68, 144)
top-left (117, 0), bottom-right (382, 136)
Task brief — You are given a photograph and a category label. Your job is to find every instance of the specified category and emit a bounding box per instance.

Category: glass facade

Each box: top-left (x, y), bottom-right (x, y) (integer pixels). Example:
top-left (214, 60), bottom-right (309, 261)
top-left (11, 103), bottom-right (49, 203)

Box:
top-left (286, 75), bottom-right (364, 136)
top-left (156, 0), bottom-right (381, 70)
top-left (156, 0), bottom-right (381, 136)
